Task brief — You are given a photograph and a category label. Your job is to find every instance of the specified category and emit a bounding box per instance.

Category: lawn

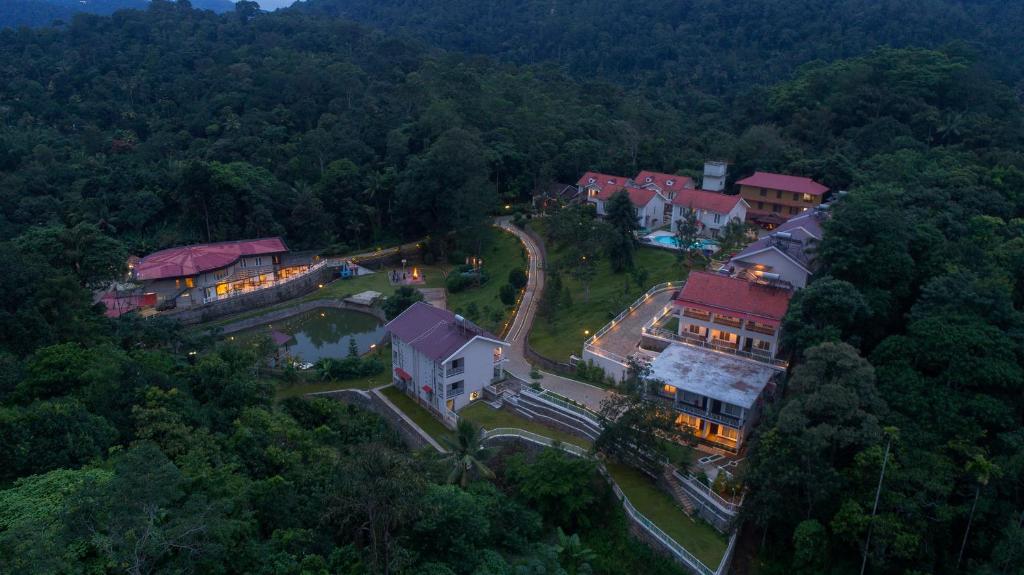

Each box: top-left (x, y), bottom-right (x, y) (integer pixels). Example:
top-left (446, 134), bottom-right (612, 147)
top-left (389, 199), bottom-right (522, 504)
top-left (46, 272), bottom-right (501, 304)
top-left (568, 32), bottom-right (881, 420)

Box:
top-left (606, 462), bottom-right (728, 569)
top-left (380, 385), bottom-right (454, 444)
top-left (446, 227), bottom-right (527, 335)
top-left (528, 221), bottom-right (690, 361)
top-left (273, 349), bottom-right (394, 400)
top-left (458, 401), bottom-right (592, 449)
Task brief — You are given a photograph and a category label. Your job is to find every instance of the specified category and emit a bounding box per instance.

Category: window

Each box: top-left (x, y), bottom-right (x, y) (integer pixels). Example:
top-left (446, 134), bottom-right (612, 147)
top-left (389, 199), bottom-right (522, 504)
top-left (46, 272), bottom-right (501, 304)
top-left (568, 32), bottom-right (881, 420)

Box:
top-left (680, 391), bottom-right (702, 405)
top-left (216, 283), bottom-right (229, 295)
top-left (215, 269), bottom-right (229, 280)
top-left (272, 255), bottom-right (281, 265)
top-left (718, 426), bottom-right (739, 440)
top-left (759, 188), bottom-right (767, 196)
top-left (185, 277), bottom-right (195, 288)
top-left (204, 287), bottom-right (214, 299)
top-left (674, 413), bottom-right (700, 429)
top-left (687, 324), bottom-right (704, 336)
top-left (771, 204), bottom-right (781, 213)
top-left (588, 177), bottom-right (595, 184)
top-left (721, 403), bottom-right (743, 417)
top-left (757, 201), bottom-right (764, 210)
top-left (253, 256), bottom-right (262, 267)
top-left (662, 384), bottom-right (677, 395)
top-left (789, 206), bottom-right (799, 215)
top-left (175, 278), bottom-right (181, 288)
top-left (713, 213), bottom-right (721, 224)
top-left (645, 176), bottom-right (652, 183)
top-left (666, 179), bottom-right (675, 186)
top-left (754, 339), bottom-right (771, 351)
top-left (776, 190), bottom-right (783, 199)
top-left (793, 192), bottom-right (800, 201)
top-left (801, 193), bottom-right (813, 202)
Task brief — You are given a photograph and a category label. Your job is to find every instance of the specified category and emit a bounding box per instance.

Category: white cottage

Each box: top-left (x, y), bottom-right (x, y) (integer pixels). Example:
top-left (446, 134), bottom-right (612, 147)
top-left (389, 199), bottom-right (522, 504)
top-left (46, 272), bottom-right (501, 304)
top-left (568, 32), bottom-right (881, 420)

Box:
top-left (386, 302), bottom-right (509, 416)
top-left (669, 189), bottom-right (748, 237)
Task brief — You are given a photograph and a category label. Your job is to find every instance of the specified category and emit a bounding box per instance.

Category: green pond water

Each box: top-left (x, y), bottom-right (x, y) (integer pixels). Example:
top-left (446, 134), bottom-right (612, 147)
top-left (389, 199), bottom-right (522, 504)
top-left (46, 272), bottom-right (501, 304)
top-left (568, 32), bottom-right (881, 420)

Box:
top-left (233, 308), bottom-right (385, 363)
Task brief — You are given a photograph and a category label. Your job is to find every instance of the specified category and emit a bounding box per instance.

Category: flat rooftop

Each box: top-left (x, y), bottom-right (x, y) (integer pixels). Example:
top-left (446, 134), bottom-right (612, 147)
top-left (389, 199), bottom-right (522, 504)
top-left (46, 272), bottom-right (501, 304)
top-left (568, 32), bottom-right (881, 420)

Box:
top-left (647, 344), bottom-right (777, 408)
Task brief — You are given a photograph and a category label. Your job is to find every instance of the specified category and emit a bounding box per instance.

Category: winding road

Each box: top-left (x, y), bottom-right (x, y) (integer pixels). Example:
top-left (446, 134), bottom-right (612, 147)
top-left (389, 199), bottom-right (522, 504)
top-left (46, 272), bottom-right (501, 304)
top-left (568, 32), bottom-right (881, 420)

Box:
top-left (497, 218), bottom-right (615, 412)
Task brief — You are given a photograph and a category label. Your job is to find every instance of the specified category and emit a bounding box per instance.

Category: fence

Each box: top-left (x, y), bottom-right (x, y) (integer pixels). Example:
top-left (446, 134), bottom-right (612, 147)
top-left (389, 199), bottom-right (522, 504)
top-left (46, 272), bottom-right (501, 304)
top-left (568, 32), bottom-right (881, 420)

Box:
top-left (675, 470), bottom-right (743, 514)
top-left (581, 280), bottom-right (683, 367)
top-left (482, 427), bottom-right (590, 457)
top-left (519, 386), bottom-right (602, 427)
top-left (643, 326), bottom-right (788, 369)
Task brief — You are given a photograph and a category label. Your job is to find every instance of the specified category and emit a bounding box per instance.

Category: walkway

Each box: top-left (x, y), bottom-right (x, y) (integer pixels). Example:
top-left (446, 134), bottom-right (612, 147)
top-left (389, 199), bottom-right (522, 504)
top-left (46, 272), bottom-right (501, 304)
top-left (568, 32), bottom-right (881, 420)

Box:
top-left (497, 218), bottom-right (616, 412)
top-left (590, 289), bottom-right (674, 359)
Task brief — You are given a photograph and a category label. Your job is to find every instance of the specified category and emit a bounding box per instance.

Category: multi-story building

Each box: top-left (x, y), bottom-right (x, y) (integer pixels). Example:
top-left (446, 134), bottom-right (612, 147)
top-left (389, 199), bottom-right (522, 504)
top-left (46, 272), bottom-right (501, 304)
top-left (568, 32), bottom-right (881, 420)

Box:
top-left (128, 237), bottom-right (315, 310)
top-left (736, 172), bottom-right (829, 228)
top-left (729, 209), bottom-right (827, 289)
top-left (669, 189), bottom-right (749, 237)
top-left (578, 171), bottom-right (630, 214)
top-left (671, 271), bottom-right (793, 361)
top-left (386, 302), bottom-right (509, 417)
top-left (648, 343), bottom-right (780, 451)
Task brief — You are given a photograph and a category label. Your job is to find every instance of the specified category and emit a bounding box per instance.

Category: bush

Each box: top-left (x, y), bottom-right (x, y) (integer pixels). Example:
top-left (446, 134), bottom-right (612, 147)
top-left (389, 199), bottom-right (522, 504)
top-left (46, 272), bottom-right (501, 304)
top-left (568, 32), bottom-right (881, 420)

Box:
top-left (448, 250), bottom-right (467, 266)
top-left (499, 283), bottom-right (517, 306)
top-left (508, 268), bottom-right (527, 289)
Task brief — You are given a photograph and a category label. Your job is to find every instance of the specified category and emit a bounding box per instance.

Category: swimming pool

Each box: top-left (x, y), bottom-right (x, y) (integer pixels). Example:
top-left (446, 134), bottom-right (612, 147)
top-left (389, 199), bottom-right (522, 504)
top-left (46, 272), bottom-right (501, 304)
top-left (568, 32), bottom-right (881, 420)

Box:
top-left (652, 235), bottom-right (719, 250)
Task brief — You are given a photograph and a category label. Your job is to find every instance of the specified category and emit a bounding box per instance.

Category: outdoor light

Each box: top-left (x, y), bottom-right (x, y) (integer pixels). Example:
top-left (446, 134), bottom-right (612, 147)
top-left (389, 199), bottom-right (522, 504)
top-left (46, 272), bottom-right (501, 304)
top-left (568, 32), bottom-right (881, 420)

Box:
top-left (505, 204), bottom-right (511, 210)
top-left (584, 329), bottom-right (590, 336)
top-left (318, 284), bottom-right (324, 288)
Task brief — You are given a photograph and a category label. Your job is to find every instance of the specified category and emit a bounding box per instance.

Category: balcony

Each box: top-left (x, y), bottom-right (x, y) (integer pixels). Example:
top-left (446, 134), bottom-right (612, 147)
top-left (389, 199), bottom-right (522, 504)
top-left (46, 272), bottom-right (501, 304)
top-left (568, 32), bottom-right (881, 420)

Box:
top-left (745, 322), bottom-right (776, 336)
top-left (447, 386), bottom-right (465, 398)
top-left (446, 366), bottom-right (464, 377)
top-left (645, 327), bottom-right (789, 368)
top-left (682, 308), bottom-right (711, 321)
top-left (712, 315), bottom-right (742, 329)
top-left (710, 337), bottom-right (739, 351)
top-left (674, 401), bottom-right (742, 428)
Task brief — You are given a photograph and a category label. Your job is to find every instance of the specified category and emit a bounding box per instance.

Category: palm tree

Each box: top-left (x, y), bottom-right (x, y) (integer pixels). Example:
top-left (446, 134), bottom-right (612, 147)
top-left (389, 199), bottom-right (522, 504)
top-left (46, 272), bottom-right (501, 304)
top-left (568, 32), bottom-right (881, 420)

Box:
top-left (443, 420), bottom-right (496, 488)
top-left (556, 528), bottom-right (596, 575)
top-left (957, 454), bottom-right (999, 569)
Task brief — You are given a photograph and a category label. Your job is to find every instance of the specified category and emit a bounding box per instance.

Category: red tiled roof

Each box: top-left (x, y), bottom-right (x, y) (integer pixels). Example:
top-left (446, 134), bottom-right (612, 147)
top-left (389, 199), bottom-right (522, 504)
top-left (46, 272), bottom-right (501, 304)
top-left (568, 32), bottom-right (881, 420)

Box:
top-left (671, 189), bottom-right (744, 214)
top-left (736, 172), bottom-right (829, 196)
top-left (576, 171), bottom-right (628, 189)
top-left (673, 271), bottom-right (793, 326)
top-left (133, 237), bottom-right (288, 281)
top-left (635, 171), bottom-right (693, 193)
top-left (595, 185), bottom-right (660, 207)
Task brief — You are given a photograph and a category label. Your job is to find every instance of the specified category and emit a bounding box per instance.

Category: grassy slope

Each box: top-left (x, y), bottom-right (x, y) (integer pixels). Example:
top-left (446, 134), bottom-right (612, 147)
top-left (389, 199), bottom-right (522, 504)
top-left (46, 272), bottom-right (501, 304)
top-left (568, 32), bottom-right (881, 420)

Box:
top-left (445, 227), bottom-right (527, 335)
top-left (606, 462), bottom-right (728, 569)
top-left (528, 221), bottom-right (690, 361)
top-left (458, 401), bottom-right (592, 449)
top-left (380, 385), bottom-right (454, 443)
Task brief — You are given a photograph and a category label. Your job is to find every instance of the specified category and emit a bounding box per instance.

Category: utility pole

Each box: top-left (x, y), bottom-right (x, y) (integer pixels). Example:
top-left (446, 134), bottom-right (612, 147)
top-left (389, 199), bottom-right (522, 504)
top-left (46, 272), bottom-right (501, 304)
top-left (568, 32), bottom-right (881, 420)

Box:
top-left (861, 431), bottom-right (895, 575)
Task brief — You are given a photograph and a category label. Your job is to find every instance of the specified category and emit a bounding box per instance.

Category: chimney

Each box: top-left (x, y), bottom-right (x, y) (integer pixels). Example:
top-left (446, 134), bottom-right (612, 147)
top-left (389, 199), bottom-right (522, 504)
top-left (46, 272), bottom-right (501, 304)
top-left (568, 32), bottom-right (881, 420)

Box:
top-left (702, 161), bottom-right (728, 192)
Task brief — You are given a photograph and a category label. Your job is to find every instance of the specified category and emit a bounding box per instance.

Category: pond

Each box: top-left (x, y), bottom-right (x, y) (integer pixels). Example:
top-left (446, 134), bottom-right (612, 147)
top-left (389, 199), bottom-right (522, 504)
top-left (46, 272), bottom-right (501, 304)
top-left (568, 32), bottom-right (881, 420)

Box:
top-left (232, 307), bottom-right (386, 363)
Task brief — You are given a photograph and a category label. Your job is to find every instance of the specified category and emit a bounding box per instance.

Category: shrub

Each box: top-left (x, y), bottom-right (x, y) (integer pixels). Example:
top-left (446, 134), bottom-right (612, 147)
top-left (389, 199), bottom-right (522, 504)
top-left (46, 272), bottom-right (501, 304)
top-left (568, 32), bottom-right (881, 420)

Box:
top-left (508, 268), bottom-right (527, 289)
top-left (499, 283), bottom-right (517, 306)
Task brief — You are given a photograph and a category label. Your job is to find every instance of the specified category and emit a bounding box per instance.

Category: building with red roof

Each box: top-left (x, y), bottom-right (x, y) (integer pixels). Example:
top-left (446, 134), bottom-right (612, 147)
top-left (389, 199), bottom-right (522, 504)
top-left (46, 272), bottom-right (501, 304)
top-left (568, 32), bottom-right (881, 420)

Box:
top-left (109, 237), bottom-right (318, 314)
top-left (736, 171), bottom-right (829, 227)
top-left (579, 171), bottom-right (670, 229)
top-left (671, 271), bottom-right (793, 361)
top-left (634, 171), bottom-right (695, 199)
top-left (386, 301), bottom-right (509, 415)
top-left (669, 189), bottom-right (749, 236)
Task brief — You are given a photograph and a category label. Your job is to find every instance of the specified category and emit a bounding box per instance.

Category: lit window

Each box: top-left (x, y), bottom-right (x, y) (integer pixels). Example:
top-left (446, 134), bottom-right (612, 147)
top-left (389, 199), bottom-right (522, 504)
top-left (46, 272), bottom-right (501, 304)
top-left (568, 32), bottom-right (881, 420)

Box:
top-left (216, 283), bottom-right (229, 295)
top-left (718, 426), bottom-right (739, 440)
top-left (662, 384), bottom-right (677, 394)
top-left (185, 277), bottom-right (195, 288)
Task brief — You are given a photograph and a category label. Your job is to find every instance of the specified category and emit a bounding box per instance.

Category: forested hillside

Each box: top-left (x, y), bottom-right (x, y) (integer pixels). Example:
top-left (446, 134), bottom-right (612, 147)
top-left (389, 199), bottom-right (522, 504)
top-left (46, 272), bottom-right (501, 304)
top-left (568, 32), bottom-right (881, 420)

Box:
top-left (1, 0), bottom-right (1023, 573)
top-left (0, 0), bottom-right (235, 28)
top-left (298, 0), bottom-right (1024, 98)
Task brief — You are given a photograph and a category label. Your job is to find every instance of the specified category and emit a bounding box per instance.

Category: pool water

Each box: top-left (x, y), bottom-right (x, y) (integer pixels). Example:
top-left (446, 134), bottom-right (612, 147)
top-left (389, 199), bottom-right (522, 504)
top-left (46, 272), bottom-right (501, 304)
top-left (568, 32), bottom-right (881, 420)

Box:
top-left (233, 308), bottom-right (385, 363)
top-left (652, 236), bottom-right (719, 250)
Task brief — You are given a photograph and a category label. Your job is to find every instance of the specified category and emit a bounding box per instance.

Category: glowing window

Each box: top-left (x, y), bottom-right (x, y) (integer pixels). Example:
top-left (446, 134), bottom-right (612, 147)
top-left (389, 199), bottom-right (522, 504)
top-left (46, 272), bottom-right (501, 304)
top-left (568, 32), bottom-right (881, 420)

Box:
top-left (216, 283), bottom-right (229, 295)
top-left (185, 277), bottom-right (195, 288)
top-left (662, 384), bottom-right (677, 395)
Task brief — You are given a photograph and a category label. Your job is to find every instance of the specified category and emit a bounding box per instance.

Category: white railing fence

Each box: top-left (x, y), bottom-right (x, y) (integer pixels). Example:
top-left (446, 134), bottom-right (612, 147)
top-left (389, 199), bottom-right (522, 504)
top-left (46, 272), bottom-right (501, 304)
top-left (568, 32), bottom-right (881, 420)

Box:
top-left (519, 386), bottom-right (602, 427)
top-left (675, 470), bottom-right (743, 514)
top-left (482, 427), bottom-right (589, 458)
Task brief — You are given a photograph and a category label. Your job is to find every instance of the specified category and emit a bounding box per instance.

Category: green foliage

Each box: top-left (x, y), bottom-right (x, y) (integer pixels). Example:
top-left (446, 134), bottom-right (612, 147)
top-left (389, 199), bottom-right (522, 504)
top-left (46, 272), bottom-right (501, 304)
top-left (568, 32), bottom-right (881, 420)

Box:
top-left (383, 286), bottom-right (424, 320)
top-left (442, 420), bottom-right (496, 488)
top-left (505, 449), bottom-right (600, 530)
top-left (499, 282), bottom-right (517, 306)
top-left (508, 267), bottom-right (528, 290)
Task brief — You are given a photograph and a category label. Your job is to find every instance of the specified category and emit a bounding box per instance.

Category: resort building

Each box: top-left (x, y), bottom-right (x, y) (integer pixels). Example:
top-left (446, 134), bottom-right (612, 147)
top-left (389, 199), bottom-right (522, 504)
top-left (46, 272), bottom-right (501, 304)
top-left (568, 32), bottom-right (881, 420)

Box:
top-left (701, 161), bottom-right (728, 192)
top-left (126, 237), bottom-right (319, 311)
top-left (729, 209), bottom-right (826, 289)
top-left (669, 189), bottom-right (749, 237)
top-left (671, 271), bottom-right (793, 362)
top-left (736, 172), bottom-right (829, 228)
top-left (648, 343), bottom-right (780, 451)
top-left (578, 171), bottom-right (630, 214)
top-left (386, 302), bottom-right (509, 416)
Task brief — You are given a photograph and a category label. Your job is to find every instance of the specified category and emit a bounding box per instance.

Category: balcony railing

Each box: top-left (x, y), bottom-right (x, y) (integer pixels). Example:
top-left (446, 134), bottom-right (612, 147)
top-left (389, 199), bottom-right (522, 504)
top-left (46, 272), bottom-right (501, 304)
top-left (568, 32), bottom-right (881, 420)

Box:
top-left (674, 402), bottom-right (742, 428)
top-left (643, 327), bottom-right (788, 369)
top-left (682, 308), bottom-right (711, 321)
top-left (712, 316), bottom-right (742, 328)
top-left (447, 386), bottom-right (465, 398)
top-left (446, 366), bottom-right (465, 377)
top-left (710, 338), bottom-right (739, 350)
top-left (745, 323), bottom-right (776, 336)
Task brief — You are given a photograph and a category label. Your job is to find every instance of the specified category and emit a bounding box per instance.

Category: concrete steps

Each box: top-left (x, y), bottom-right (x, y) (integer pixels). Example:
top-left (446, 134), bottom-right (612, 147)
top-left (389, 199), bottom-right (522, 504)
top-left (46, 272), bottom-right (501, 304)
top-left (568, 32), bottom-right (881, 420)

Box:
top-left (662, 467), bottom-right (696, 516)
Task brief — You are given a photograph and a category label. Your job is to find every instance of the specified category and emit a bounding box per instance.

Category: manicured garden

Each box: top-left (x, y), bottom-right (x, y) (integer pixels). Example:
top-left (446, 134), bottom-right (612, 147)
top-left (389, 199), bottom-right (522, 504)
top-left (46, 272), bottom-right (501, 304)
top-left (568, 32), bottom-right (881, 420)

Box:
top-left (605, 462), bottom-right (728, 570)
top-left (459, 401), bottom-right (592, 449)
top-left (380, 385), bottom-right (455, 443)
top-left (528, 220), bottom-right (690, 362)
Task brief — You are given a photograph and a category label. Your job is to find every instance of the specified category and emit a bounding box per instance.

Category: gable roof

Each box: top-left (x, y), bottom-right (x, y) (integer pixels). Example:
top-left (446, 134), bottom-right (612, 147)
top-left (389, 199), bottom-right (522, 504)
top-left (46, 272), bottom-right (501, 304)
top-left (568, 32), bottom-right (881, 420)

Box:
top-left (674, 271), bottom-right (793, 326)
top-left (592, 184), bottom-right (662, 207)
top-left (576, 171), bottom-right (628, 189)
top-left (133, 237), bottom-right (288, 281)
top-left (671, 189), bottom-right (746, 214)
top-left (731, 211), bottom-right (826, 273)
top-left (385, 301), bottom-right (506, 362)
top-left (736, 172), bottom-right (829, 196)
top-left (634, 171), bottom-right (694, 194)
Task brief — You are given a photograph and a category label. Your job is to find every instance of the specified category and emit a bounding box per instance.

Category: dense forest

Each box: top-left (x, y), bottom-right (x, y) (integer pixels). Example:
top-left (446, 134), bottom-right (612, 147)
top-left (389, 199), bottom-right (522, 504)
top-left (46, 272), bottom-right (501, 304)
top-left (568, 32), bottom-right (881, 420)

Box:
top-left (0, 0), bottom-right (235, 28)
top-left (1, 0), bottom-right (1024, 573)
